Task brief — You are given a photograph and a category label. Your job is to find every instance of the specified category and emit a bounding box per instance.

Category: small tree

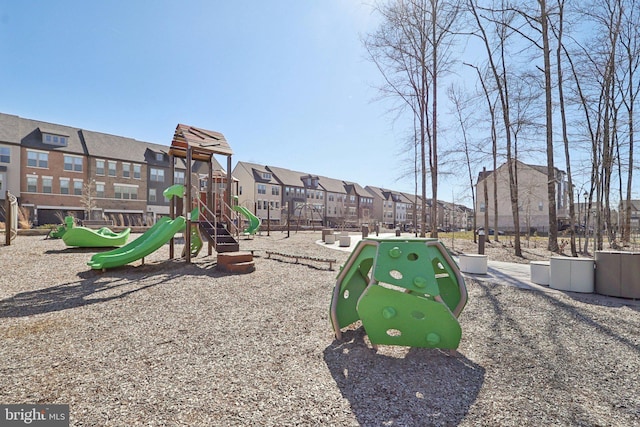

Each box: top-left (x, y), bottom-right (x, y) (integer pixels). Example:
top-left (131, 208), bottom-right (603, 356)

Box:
top-left (80, 179), bottom-right (97, 220)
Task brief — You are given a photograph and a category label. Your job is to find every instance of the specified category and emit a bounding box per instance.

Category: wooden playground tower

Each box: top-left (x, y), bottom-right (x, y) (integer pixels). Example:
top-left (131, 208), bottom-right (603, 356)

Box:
top-left (167, 124), bottom-right (235, 264)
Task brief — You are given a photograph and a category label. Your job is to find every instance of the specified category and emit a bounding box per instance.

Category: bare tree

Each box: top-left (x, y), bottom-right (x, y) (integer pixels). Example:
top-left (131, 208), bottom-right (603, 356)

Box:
top-left (552, 0), bottom-right (579, 255)
top-left (616, 0), bottom-right (640, 244)
top-left (80, 179), bottom-right (97, 221)
top-left (447, 83), bottom-right (479, 241)
top-left (463, 62), bottom-right (500, 241)
top-left (467, 0), bottom-right (523, 256)
top-left (364, 0), bottom-right (461, 238)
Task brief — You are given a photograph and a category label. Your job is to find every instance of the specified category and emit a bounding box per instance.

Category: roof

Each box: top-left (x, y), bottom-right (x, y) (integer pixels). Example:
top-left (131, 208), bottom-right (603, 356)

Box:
top-left (343, 181), bottom-right (368, 196)
top-left (0, 113), bottom-right (21, 144)
top-left (15, 116), bottom-right (87, 155)
top-left (265, 165), bottom-right (310, 187)
top-left (477, 160), bottom-right (565, 183)
top-left (81, 129), bottom-right (149, 162)
top-left (319, 176), bottom-right (347, 194)
top-left (169, 124), bottom-right (232, 160)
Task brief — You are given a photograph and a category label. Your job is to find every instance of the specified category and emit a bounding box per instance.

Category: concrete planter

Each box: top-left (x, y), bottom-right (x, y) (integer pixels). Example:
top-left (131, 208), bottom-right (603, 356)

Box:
top-left (530, 261), bottom-right (550, 286)
top-left (325, 233), bottom-right (336, 244)
top-left (549, 257), bottom-right (594, 293)
top-left (595, 251), bottom-right (640, 299)
top-left (459, 254), bottom-right (488, 275)
top-left (339, 235), bottom-right (351, 247)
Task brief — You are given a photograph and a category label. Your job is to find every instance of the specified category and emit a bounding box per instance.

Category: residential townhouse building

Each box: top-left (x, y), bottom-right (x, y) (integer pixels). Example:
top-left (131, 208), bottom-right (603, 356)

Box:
top-left (80, 129), bottom-right (149, 225)
top-left (476, 160), bottom-right (569, 233)
top-left (2, 113), bottom-right (474, 231)
top-left (143, 142), bottom-right (189, 224)
top-left (366, 186), bottom-right (398, 229)
top-left (0, 114), bottom-right (21, 202)
top-left (0, 113), bottom-right (196, 226)
top-left (232, 161), bottom-right (282, 224)
top-left (318, 176), bottom-right (348, 228)
top-left (17, 116), bottom-right (90, 225)
top-left (233, 162), bottom-right (382, 229)
top-left (265, 166), bottom-right (325, 225)
top-left (344, 182), bottom-right (374, 227)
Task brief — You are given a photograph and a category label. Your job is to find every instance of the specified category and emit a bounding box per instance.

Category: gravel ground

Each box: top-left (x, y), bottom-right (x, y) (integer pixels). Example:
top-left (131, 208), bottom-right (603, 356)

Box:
top-left (1, 231), bottom-right (639, 426)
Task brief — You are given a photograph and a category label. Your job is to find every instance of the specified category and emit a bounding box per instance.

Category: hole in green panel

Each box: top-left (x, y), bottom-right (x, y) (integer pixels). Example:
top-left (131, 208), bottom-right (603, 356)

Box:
top-left (407, 253), bottom-right (419, 261)
top-left (389, 270), bottom-right (403, 280)
top-left (386, 329), bottom-right (402, 337)
top-left (343, 290), bottom-right (350, 299)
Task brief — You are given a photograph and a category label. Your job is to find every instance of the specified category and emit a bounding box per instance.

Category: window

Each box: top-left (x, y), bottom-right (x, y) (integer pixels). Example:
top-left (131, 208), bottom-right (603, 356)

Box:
top-left (174, 171), bottom-right (185, 184)
top-left (114, 185), bottom-right (138, 200)
top-left (538, 201), bottom-right (544, 211)
top-left (149, 188), bottom-right (157, 202)
top-left (64, 155), bottom-right (83, 172)
top-left (42, 176), bottom-right (52, 193)
top-left (96, 159), bottom-right (105, 175)
top-left (272, 186), bottom-right (280, 196)
top-left (479, 202), bottom-right (485, 213)
top-left (262, 172), bottom-right (271, 180)
top-left (27, 150), bottom-right (48, 168)
top-left (155, 153), bottom-right (164, 161)
top-left (133, 164), bottom-right (141, 179)
top-left (60, 178), bottom-right (70, 194)
top-left (96, 182), bottom-right (105, 198)
top-left (0, 173), bottom-right (4, 192)
top-left (122, 162), bottom-right (130, 178)
top-left (151, 168), bottom-right (164, 182)
top-left (73, 180), bottom-right (83, 195)
top-left (239, 186), bottom-right (243, 195)
top-left (27, 176), bottom-right (37, 192)
top-left (42, 133), bottom-right (68, 147)
top-left (108, 161), bottom-right (117, 177)
top-left (257, 184), bottom-right (266, 194)
top-left (0, 147), bottom-right (10, 163)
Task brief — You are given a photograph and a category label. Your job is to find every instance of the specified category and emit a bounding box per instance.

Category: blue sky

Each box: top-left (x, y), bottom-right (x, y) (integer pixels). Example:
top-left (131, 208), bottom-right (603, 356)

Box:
top-left (0, 1), bottom-right (434, 198)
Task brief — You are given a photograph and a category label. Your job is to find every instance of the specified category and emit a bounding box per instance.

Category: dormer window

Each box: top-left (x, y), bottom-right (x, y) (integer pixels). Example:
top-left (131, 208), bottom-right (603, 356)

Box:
top-left (156, 152), bottom-right (164, 161)
top-left (40, 128), bottom-right (69, 147)
top-left (262, 172), bottom-right (271, 180)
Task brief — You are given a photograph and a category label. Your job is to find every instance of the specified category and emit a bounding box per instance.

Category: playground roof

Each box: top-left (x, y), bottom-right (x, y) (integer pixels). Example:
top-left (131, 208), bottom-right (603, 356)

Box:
top-left (169, 124), bottom-right (233, 161)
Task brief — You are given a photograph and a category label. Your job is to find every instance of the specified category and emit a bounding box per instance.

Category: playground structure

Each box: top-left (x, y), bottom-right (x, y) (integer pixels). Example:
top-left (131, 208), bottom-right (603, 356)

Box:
top-left (330, 237), bottom-right (468, 349)
top-left (87, 124), bottom-right (256, 273)
top-left (232, 199), bottom-right (261, 236)
top-left (50, 216), bottom-right (130, 247)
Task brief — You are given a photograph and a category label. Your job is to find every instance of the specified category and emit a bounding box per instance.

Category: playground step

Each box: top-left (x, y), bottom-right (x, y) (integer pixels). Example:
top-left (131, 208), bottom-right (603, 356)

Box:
top-left (215, 242), bottom-right (241, 252)
top-left (199, 222), bottom-right (240, 253)
top-left (217, 251), bottom-right (255, 274)
top-left (218, 260), bottom-right (255, 274)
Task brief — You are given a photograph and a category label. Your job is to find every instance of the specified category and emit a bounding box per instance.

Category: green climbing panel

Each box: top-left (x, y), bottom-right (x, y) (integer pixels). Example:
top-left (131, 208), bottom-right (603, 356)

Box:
top-left (330, 237), bottom-right (468, 350)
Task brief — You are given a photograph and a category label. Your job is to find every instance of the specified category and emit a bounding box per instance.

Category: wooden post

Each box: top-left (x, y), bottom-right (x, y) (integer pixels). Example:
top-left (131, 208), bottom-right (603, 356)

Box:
top-left (5, 191), bottom-right (10, 246)
top-left (185, 147), bottom-right (192, 264)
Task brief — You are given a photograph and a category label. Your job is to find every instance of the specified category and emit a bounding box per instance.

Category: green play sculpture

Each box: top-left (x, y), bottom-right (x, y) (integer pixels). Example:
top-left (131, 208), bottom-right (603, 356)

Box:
top-left (52, 216), bottom-right (131, 247)
top-left (329, 237), bottom-right (468, 349)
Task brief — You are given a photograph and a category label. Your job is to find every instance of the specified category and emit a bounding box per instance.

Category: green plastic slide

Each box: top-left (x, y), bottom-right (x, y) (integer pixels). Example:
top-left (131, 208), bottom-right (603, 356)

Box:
top-left (233, 205), bottom-right (261, 234)
top-left (87, 216), bottom-right (186, 270)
